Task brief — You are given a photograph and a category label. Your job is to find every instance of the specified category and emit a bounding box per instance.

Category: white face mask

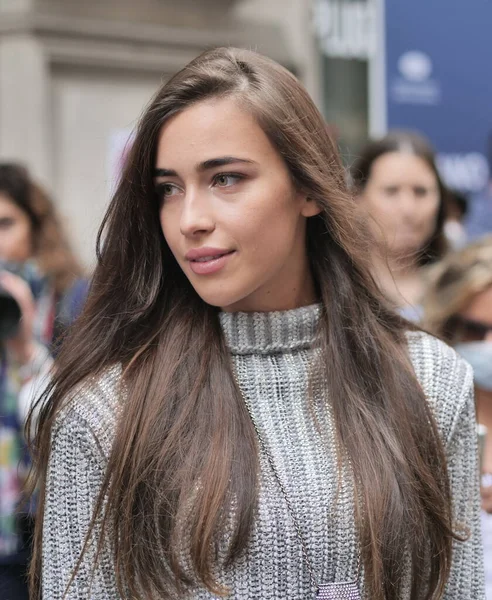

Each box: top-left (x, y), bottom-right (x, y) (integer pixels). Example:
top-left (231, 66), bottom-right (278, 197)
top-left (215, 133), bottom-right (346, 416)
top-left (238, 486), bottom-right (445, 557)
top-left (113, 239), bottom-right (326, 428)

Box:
top-left (455, 341), bottom-right (492, 392)
top-left (444, 220), bottom-right (467, 250)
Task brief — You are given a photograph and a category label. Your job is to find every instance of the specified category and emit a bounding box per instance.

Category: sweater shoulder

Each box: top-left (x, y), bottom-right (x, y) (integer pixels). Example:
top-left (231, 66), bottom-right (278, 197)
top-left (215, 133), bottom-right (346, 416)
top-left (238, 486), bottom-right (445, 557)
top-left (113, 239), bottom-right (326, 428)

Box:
top-left (53, 364), bottom-right (123, 459)
top-left (405, 330), bottom-right (474, 443)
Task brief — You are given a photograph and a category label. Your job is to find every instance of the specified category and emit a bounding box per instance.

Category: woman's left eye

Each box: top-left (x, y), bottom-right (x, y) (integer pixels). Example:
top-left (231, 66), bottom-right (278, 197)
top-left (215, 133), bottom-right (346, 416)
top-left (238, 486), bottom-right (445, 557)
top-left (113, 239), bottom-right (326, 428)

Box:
top-left (0, 218), bottom-right (14, 230)
top-left (213, 173), bottom-right (243, 188)
top-left (414, 186), bottom-right (429, 198)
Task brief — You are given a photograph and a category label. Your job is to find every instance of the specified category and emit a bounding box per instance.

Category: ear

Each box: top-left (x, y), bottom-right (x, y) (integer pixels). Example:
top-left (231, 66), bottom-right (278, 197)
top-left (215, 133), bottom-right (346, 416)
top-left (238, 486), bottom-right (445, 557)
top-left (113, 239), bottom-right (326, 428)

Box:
top-left (300, 194), bottom-right (322, 218)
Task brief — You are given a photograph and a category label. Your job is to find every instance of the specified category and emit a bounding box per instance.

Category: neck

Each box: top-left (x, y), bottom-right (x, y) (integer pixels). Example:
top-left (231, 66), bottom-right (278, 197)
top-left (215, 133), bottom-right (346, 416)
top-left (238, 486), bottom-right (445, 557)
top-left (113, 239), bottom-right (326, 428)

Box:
top-left (386, 249), bottom-right (420, 277)
top-left (223, 238), bottom-right (319, 313)
top-left (224, 273), bottom-right (318, 313)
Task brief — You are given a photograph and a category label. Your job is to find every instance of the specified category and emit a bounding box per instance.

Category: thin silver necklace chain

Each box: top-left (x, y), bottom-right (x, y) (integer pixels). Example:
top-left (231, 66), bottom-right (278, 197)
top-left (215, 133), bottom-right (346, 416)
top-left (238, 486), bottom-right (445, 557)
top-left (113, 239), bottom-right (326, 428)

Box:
top-left (232, 369), bottom-right (361, 592)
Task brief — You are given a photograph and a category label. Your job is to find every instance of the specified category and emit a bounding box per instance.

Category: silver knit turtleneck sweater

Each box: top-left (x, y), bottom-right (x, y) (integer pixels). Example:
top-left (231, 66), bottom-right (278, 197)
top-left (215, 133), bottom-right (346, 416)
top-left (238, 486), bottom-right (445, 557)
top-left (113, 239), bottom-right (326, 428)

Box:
top-left (42, 304), bottom-right (485, 599)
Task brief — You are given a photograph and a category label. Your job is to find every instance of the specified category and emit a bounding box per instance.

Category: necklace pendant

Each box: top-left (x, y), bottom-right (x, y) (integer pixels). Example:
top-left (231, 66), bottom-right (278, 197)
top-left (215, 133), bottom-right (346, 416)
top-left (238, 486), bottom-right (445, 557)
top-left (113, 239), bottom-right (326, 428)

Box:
top-left (316, 581), bottom-right (361, 600)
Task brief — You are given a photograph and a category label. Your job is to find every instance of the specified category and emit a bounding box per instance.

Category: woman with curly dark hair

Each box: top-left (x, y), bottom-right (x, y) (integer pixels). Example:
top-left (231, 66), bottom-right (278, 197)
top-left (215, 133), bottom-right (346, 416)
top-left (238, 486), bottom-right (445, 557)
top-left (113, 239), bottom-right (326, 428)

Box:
top-left (0, 163), bottom-right (86, 599)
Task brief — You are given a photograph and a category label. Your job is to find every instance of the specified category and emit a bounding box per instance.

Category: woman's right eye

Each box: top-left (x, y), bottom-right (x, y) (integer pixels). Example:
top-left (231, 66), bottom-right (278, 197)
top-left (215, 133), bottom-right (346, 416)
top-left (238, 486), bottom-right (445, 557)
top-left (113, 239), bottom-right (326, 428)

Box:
top-left (383, 186), bottom-right (399, 198)
top-left (0, 218), bottom-right (14, 229)
top-left (156, 183), bottom-right (180, 199)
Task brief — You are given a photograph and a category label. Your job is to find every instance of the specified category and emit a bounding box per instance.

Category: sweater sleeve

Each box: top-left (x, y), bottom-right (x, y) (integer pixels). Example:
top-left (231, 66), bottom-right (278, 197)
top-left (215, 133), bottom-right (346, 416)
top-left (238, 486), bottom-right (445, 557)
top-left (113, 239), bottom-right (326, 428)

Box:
top-left (443, 378), bottom-right (485, 598)
top-left (42, 407), bottom-right (120, 599)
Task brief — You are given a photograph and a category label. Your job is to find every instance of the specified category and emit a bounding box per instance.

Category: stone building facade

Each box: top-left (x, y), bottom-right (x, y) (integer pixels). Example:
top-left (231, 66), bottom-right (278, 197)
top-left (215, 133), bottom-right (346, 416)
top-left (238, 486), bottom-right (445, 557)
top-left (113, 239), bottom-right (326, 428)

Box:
top-left (0, 0), bottom-right (322, 265)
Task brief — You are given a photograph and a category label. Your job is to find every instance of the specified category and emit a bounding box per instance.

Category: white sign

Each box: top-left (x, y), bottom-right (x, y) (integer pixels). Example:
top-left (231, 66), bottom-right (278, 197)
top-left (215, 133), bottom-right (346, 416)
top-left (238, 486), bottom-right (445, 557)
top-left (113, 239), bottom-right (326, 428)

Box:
top-left (437, 152), bottom-right (490, 193)
top-left (389, 50), bottom-right (441, 106)
top-left (398, 51), bottom-right (432, 82)
top-left (313, 0), bottom-right (377, 59)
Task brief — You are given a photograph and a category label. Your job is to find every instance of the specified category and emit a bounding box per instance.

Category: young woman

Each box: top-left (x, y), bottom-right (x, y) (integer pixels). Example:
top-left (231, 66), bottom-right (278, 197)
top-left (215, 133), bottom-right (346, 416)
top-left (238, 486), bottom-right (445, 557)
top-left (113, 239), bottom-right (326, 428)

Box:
top-left (422, 236), bottom-right (492, 597)
top-left (0, 164), bottom-right (86, 597)
top-left (351, 131), bottom-right (448, 322)
top-left (0, 164), bottom-right (87, 350)
top-left (31, 48), bottom-right (484, 600)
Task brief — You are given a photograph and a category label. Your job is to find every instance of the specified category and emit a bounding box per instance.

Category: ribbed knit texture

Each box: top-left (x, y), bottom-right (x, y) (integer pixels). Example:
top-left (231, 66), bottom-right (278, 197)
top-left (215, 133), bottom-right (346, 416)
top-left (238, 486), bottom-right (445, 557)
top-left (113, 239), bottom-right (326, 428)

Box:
top-left (42, 304), bottom-right (485, 598)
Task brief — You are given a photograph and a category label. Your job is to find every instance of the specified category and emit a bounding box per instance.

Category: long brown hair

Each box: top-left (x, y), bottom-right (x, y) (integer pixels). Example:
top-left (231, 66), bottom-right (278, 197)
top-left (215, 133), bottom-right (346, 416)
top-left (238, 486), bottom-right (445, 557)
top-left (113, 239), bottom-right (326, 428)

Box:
top-left (30, 48), bottom-right (458, 599)
top-left (0, 163), bottom-right (83, 293)
top-left (351, 130), bottom-right (449, 265)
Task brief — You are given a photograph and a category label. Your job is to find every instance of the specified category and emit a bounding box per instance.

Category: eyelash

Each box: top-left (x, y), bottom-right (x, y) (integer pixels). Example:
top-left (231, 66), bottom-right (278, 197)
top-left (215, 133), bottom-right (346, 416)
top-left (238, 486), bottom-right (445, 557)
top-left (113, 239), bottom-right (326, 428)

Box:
top-left (156, 172), bottom-right (245, 199)
top-left (212, 172), bottom-right (244, 187)
top-left (383, 186), bottom-right (431, 197)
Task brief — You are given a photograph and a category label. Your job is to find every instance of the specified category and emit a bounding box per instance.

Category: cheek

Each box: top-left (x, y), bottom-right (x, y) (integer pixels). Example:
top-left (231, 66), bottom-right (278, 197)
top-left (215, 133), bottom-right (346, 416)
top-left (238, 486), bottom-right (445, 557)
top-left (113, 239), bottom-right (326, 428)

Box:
top-left (428, 195), bottom-right (441, 219)
top-left (365, 194), bottom-right (391, 220)
top-left (159, 207), bottom-right (180, 256)
top-left (239, 207), bottom-right (303, 275)
top-left (365, 198), bottom-right (396, 234)
top-left (420, 196), bottom-right (441, 228)
top-left (20, 225), bottom-right (32, 247)
top-left (0, 225), bottom-right (32, 257)
top-left (237, 191), bottom-right (297, 246)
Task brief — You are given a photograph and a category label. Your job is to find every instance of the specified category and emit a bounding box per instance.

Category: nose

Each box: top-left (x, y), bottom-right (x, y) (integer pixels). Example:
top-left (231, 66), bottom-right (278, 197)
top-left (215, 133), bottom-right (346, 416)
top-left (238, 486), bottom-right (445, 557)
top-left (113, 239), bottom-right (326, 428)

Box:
top-left (179, 190), bottom-right (215, 238)
top-left (399, 189), bottom-right (418, 217)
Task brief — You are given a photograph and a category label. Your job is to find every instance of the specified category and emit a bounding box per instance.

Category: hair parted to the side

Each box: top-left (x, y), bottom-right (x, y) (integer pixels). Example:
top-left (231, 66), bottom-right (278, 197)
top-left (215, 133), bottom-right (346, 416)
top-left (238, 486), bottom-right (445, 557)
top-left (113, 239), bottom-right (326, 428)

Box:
top-left (29, 48), bottom-right (458, 600)
top-left (351, 130), bottom-right (449, 265)
top-left (0, 163), bottom-right (83, 293)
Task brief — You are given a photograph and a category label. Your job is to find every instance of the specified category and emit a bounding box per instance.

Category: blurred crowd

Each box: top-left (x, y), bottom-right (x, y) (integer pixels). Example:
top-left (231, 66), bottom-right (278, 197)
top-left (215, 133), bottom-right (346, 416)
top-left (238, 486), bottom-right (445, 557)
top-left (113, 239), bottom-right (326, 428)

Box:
top-left (352, 130), bottom-right (492, 597)
top-left (0, 125), bottom-right (491, 597)
top-left (0, 164), bottom-right (88, 598)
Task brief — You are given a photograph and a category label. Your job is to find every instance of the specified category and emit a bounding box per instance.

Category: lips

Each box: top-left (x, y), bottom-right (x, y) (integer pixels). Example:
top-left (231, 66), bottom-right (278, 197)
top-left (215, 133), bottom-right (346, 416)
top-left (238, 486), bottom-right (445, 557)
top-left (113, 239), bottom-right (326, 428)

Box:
top-left (194, 253), bottom-right (229, 262)
top-left (185, 247), bottom-right (235, 275)
top-left (185, 247), bottom-right (233, 261)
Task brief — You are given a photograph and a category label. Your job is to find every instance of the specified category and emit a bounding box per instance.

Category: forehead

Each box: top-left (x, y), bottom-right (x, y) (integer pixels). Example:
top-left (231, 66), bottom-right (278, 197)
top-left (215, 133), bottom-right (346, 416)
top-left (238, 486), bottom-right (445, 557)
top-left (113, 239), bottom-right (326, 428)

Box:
top-left (0, 193), bottom-right (25, 217)
top-left (155, 98), bottom-right (279, 166)
top-left (370, 152), bottom-right (437, 185)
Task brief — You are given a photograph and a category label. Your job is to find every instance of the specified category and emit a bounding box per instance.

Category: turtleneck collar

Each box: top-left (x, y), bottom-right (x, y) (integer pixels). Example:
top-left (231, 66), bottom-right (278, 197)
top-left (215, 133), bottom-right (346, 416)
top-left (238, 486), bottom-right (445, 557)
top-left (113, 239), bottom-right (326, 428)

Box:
top-left (218, 304), bottom-right (321, 356)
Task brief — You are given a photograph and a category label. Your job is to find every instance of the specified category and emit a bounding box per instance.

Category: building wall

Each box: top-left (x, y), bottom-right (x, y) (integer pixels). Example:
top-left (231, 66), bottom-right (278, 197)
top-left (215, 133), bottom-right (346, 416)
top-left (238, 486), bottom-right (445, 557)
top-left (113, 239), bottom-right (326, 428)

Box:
top-left (0, 0), bottom-right (321, 267)
top-left (51, 66), bottom-right (161, 264)
top-left (233, 0), bottom-right (323, 107)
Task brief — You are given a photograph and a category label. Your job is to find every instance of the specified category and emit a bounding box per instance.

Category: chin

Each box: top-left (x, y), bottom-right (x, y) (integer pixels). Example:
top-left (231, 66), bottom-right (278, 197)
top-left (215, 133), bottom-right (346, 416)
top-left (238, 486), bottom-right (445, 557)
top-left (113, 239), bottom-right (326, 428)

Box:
top-left (191, 287), bottom-right (247, 311)
top-left (392, 240), bottom-right (424, 257)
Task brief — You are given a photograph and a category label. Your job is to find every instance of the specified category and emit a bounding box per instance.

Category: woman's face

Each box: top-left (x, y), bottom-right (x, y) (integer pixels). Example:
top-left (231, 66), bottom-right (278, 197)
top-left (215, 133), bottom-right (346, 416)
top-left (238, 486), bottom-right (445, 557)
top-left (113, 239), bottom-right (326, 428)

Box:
top-left (0, 193), bottom-right (33, 263)
top-left (156, 97), bottom-right (320, 312)
top-left (360, 152), bottom-right (440, 259)
top-left (452, 285), bottom-right (492, 395)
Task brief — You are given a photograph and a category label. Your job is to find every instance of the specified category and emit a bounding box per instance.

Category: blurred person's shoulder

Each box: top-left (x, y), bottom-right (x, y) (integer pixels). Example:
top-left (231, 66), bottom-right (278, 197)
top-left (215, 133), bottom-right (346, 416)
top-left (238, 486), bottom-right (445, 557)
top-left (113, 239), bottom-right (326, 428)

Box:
top-left (52, 364), bottom-right (124, 459)
top-left (405, 330), bottom-right (474, 444)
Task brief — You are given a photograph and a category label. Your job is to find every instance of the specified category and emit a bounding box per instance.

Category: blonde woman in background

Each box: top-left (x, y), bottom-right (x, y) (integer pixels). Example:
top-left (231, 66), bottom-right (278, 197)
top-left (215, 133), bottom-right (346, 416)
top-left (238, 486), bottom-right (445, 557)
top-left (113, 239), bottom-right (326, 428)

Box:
top-left (422, 236), bottom-right (492, 598)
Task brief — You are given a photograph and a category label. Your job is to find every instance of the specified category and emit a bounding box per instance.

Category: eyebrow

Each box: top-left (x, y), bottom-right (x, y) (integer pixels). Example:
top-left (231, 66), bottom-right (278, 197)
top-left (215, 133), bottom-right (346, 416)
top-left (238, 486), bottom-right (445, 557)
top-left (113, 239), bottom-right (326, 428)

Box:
top-left (153, 156), bottom-right (257, 178)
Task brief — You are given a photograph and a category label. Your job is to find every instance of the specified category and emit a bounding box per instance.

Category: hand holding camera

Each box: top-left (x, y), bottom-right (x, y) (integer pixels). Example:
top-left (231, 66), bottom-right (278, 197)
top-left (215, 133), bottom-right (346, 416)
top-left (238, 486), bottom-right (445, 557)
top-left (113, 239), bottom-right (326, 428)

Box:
top-left (0, 269), bottom-right (36, 366)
